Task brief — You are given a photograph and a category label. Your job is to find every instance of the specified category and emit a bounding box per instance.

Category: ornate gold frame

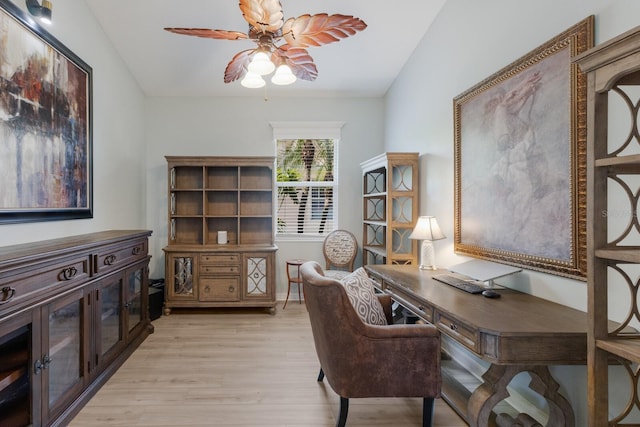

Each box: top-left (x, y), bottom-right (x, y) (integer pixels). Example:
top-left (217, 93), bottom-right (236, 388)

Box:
top-left (453, 16), bottom-right (594, 280)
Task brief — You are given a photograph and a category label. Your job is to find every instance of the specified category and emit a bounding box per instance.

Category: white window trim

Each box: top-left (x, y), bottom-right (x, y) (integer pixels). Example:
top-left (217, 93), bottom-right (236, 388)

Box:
top-left (270, 121), bottom-right (345, 140)
top-left (271, 121), bottom-right (344, 241)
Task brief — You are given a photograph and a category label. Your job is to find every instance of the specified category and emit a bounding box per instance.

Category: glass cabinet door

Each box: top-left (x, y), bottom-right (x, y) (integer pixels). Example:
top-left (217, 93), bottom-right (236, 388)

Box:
top-left (125, 263), bottom-right (147, 338)
top-left (243, 254), bottom-right (273, 301)
top-left (42, 289), bottom-right (86, 421)
top-left (95, 274), bottom-right (125, 369)
top-left (167, 254), bottom-right (197, 301)
top-left (0, 311), bottom-right (36, 427)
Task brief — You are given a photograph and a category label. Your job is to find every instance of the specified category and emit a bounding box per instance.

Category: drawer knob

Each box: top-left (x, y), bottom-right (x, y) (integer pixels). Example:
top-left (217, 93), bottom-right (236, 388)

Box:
top-left (449, 323), bottom-right (458, 331)
top-left (418, 305), bottom-right (425, 311)
top-left (132, 246), bottom-right (141, 255)
top-left (0, 286), bottom-right (16, 305)
top-left (228, 286), bottom-right (235, 293)
top-left (104, 255), bottom-right (117, 265)
top-left (204, 285), bottom-right (210, 293)
top-left (59, 267), bottom-right (78, 281)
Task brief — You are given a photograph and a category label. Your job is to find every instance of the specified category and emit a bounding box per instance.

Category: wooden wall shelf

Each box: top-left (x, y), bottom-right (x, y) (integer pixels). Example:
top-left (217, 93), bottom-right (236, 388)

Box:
top-left (575, 24), bottom-right (640, 426)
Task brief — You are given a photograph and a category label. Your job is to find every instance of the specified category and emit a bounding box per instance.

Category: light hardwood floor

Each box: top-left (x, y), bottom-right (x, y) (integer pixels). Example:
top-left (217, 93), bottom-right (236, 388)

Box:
top-left (70, 302), bottom-right (467, 427)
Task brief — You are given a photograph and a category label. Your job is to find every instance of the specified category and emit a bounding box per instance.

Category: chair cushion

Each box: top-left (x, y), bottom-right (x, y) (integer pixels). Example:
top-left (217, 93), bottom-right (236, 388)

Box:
top-left (340, 267), bottom-right (387, 325)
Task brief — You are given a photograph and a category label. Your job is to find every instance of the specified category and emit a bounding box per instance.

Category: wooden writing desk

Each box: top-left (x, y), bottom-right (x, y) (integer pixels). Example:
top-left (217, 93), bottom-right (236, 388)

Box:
top-left (365, 265), bottom-right (587, 427)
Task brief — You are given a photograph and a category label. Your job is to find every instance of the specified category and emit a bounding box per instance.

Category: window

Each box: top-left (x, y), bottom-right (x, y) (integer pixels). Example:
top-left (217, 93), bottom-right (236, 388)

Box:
top-left (276, 139), bottom-right (336, 236)
top-left (271, 122), bottom-right (343, 238)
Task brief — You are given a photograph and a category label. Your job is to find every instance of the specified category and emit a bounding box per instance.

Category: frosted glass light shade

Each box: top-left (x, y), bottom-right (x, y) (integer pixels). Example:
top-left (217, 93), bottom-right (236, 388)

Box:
top-left (241, 71), bottom-right (265, 88)
top-left (271, 64), bottom-right (297, 85)
top-left (247, 51), bottom-right (275, 76)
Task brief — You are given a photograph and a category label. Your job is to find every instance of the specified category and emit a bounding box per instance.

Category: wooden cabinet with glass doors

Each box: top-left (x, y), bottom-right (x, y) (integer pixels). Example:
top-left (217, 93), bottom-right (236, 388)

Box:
top-left (0, 230), bottom-right (152, 427)
top-left (360, 152), bottom-right (419, 265)
top-left (163, 156), bottom-right (277, 314)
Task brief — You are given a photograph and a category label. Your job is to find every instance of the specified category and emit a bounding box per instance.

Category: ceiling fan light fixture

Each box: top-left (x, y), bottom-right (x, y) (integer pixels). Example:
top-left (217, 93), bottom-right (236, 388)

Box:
top-left (271, 64), bottom-right (296, 86)
top-left (165, 1), bottom-right (367, 89)
top-left (247, 51), bottom-right (275, 76)
top-left (241, 71), bottom-right (266, 89)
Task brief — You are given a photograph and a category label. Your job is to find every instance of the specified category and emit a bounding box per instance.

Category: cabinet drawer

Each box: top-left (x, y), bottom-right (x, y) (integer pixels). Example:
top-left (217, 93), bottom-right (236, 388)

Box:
top-left (200, 265), bottom-right (239, 274)
top-left (200, 278), bottom-right (240, 301)
top-left (435, 311), bottom-right (478, 352)
top-left (0, 256), bottom-right (90, 312)
top-left (200, 254), bottom-right (239, 265)
top-left (386, 285), bottom-right (433, 323)
top-left (95, 240), bottom-right (148, 275)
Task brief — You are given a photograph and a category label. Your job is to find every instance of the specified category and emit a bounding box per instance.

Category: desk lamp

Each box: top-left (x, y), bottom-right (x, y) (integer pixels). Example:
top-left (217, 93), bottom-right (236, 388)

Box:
top-left (409, 216), bottom-right (445, 270)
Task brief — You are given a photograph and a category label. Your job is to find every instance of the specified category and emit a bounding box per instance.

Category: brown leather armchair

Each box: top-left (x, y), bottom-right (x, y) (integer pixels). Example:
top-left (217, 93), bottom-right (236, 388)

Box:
top-left (300, 261), bottom-right (442, 427)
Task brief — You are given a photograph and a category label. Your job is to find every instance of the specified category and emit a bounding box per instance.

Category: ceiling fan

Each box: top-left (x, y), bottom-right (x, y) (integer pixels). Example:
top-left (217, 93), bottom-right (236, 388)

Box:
top-left (164, 0), bottom-right (367, 88)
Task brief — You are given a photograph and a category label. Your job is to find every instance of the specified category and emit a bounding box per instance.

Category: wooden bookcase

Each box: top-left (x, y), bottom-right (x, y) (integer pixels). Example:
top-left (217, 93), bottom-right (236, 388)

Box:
top-left (163, 156), bottom-right (277, 314)
top-left (574, 26), bottom-right (640, 426)
top-left (0, 230), bottom-right (152, 427)
top-left (360, 152), bottom-right (419, 266)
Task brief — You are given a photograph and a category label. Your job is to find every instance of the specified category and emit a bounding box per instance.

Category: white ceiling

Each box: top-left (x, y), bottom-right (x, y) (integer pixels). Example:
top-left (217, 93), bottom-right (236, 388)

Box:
top-left (84, 0), bottom-right (446, 98)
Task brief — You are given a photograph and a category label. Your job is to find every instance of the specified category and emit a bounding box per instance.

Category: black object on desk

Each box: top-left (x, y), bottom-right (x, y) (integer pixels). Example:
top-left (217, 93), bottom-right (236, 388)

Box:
top-left (482, 289), bottom-right (500, 298)
top-left (433, 274), bottom-right (485, 294)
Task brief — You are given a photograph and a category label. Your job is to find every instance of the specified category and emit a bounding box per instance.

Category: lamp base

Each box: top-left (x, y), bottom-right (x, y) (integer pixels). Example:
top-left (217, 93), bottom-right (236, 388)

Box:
top-left (419, 240), bottom-right (437, 270)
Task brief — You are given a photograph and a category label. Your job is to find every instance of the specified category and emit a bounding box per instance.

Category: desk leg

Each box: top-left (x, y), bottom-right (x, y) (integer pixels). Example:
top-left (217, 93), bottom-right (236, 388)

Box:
top-left (467, 364), bottom-right (574, 427)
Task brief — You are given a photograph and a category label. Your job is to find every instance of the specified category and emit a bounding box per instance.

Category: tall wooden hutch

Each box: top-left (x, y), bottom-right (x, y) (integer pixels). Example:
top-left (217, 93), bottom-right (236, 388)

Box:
top-left (574, 25), bottom-right (640, 426)
top-left (360, 152), bottom-right (419, 266)
top-left (163, 156), bottom-right (277, 314)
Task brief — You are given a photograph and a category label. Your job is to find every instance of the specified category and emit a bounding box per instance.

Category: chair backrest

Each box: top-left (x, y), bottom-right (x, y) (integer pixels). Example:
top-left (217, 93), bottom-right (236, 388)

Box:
top-left (300, 261), bottom-right (373, 394)
top-left (322, 229), bottom-right (358, 271)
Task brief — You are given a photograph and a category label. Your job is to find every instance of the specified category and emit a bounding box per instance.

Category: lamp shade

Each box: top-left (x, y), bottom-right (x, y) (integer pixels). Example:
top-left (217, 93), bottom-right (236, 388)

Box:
top-left (409, 216), bottom-right (445, 241)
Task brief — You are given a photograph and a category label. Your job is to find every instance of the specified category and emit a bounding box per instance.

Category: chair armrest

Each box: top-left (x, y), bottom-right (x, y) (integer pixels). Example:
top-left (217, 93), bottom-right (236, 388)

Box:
top-left (328, 322), bottom-right (441, 398)
top-left (363, 322), bottom-right (440, 339)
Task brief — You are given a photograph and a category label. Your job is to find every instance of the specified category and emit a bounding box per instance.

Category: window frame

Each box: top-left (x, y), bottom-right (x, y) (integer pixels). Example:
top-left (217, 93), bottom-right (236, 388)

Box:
top-left (270, 121), bottom-right (344, 241)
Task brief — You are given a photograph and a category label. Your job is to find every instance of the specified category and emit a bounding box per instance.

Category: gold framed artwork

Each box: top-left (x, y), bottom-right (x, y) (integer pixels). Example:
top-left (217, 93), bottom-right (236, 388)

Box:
top-left (453, 16), bottom-right (594, 280)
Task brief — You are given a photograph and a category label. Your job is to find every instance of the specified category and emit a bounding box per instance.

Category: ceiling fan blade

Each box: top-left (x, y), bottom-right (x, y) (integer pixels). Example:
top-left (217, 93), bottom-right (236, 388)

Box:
top-left (275, 46), bottom-right (318, 81)
top-left (282, 14), bottom-right (367, 48)
top-left (164, 28), bottom-right (249, 41)
top-left (239, 0), bottom-right (284, 34)
top-left (224, 49), bottom-right (255, 83)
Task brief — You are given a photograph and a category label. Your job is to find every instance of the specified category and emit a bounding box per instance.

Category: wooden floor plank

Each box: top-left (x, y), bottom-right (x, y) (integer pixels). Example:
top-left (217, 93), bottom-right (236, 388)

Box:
top-left (70, 303), bottom-right (467, 427)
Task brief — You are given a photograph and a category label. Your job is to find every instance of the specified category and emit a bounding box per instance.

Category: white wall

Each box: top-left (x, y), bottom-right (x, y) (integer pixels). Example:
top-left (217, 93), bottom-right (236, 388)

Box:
top-left (0, 0), bottom-right (147, 247)
top-left (385, 0), bottom-right (640, 424)
top-left (144, 96), bottom-right (385, 292)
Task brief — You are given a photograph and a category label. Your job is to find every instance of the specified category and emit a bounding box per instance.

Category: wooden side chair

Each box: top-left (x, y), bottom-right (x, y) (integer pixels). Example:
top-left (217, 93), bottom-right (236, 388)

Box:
top-left (322, 229), bottom-right (358, 280)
